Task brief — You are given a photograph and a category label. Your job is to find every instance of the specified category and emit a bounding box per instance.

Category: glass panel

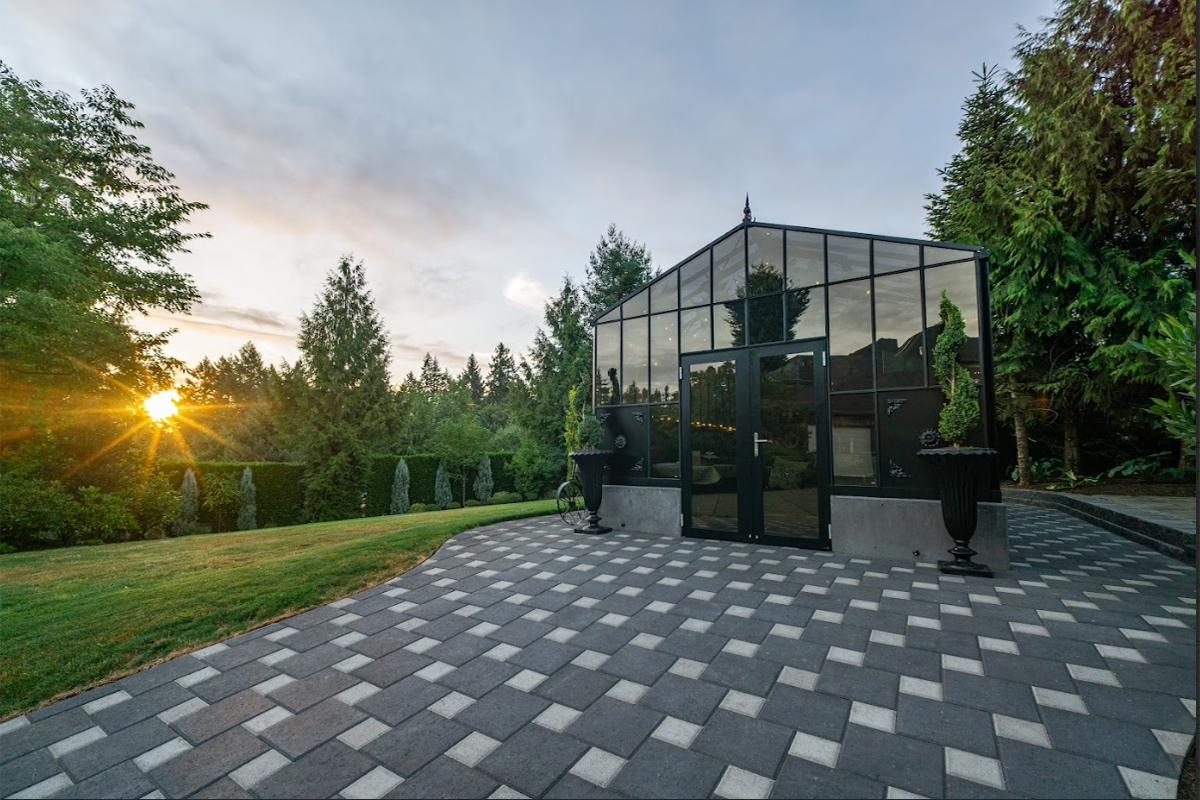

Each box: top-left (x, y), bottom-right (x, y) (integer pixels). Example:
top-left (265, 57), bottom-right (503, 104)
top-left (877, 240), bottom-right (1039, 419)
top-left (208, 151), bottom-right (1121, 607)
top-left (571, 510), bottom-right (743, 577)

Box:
top-left (924, 245), bottom-right (974, 266)
top-left (786, 231), bottom-right (824, 288)
top-left (623, 288), bottom-right (649, 318)
top-left (650, 272), bottom-right (678, 314)
top-left (827, 235), bottom-right (870, 283)
top-left (597, 306), bottom-right (620, 324)
top-left (874, 239), bottom-right (919, 274)
top-left (713, 300), bottom-right (743, 349)
top-left (712, 230), bottom-right (746, 302)
top-left (747, 227), bottom-right (784, 296)
top-left (680, 306), bottom-right (712, 353)
top-left (874, 271), bottom-right (925, 388)
top-left (832, 393), bottom-right (877, 486)
top-left (679, 250), bottom-right (711, 307)
top-left (828, 279), bottom-right (874, 391)
top-left (650, 404), bottom-right (680, 479)
top-left (747, 295), bottom-right (784, 345)
top-left (759, 351), bottom-right (820, 539)
top-left (688, 360), bottom-right (738, 532)
top-left (622, 315), bottom-right (649, 404)
top-left (650, 312), bottom-right (679, 402)
top-left (925, 261), bottom-right (982, 379)
top-left (785, 287), bottom-right (825, 341)
top-left (595, 321), bottom-right (621, 405)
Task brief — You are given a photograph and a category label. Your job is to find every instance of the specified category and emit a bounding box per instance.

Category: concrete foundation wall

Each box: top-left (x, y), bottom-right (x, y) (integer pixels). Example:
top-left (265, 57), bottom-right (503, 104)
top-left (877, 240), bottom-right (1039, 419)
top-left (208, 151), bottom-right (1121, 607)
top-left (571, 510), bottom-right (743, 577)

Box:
top-left (599, 485), bottom-right (681, 537)
top-left (831, 496), bottom-right (1010, 570)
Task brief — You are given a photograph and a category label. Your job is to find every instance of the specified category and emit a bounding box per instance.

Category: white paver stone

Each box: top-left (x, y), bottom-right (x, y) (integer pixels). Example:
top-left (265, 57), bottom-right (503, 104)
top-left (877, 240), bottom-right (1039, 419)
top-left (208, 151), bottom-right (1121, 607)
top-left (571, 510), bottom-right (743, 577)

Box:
top-left (651, 716), bottom-right (703, 749)
top-left (1118, 766), bottom-right (1177, 799)
top-left (10, 773), bottom-right (73, 799)
top-left (341, 766), bottom-right (404, 799)
top-left (228, 749), bottom-right (290, 789)
top-left (48, 726), bottom-right (107, 757)
top-left (992, 714), bottom-right (1051, 748)
top-left (335, 682), bottom-right (382, 706)
top-left (899, 676), bottom-right (943, 701)
top-left (83, 690), bottom-right (132, 714)
top-left (720, 690), bottom-right (765, 718)
top-left (945, 747), bottom-right (1005, 790)
top-left (134, 737), bottom-right (193, 772)
top-left (1032, 687), bottom-right (1089, 714)
top-left (505, 670), bottom-right (548, 692)
top-left (338, 718), bottom-right (392, 749)
top-left (850, 701), bottom-right (896, 733)
top-left (243, 706), bottom-right (293, 734)
top-left (252, 674), bottom-right (296, 695)
top-left (429, 691), bottom-right (476, 719)
top-left (715, 766), bottom-right (773, 799)
top-left (606, 680), bottom-right (649, 704)
top-left (157, 698), bottom-right (208, 723)
top-left (570, 748), bottom-right (627, 788)
top-left (176, 666), bottom-right (219, 688)
top-left (789, 731), bottom-right (840, 768)
top-left (533, 703), bottom-right (582, 733)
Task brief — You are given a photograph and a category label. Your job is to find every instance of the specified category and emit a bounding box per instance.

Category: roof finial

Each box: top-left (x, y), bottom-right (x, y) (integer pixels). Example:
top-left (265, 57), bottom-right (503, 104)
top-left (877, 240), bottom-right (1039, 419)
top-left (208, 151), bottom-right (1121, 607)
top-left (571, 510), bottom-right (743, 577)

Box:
top-left (743, 194), bottom-right (752, 224)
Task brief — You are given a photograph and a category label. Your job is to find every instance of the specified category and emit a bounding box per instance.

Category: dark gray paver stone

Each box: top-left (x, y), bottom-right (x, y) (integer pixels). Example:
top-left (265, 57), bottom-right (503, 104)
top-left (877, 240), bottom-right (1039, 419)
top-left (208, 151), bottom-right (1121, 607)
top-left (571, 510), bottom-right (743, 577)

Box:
top-left (385, 755), bottom-right (499, 799)
top-left (998, 738), bottom-right (1130, 799)
top-left (609, 738), bottom-right (725, 799)
top-left (702, 652), bottom-right (781, 696)
top-left (363, 711), bottom-right (470, 777)
top-left (115, 656), bottom-right (206, 698)
top-left (597, 645), bottom-right (675, 684)
top-left (535, 665), bottom-right (619, 710)
top-left (640, 673), bottom-right (726, 725)
top-left (149, 727), bottom-right (267, 798)
top-left (1040, 707), bottom-right (1178, 775)
top-left (174, 690), bottom-right (275, 743)
top-left (190, 662), bottom-right (280, 704)
top-left (454, 685), bottom-right (550, 740)
top-left (189, 776), bottom-right (254, 797)
top-left (0, 749), bottom-right (60, 797)
top-left (59, 718), bottom-right (175, 781)
top-left (254, 740), bottom-right (374, 799)
top-left (49, 761), bottom-right (157, 799)
top-left (566, 696), bottom-right (663, 758)
top-left (260, 697), bottom-right (365, 758)
top-left (270, 668), bottom-right (360, 713)
top-left (354, 649), bottom-right (433, 688)
top-left (896, 694), bottom-right (997, 756)
top-left (545, 773), bottom-right (627, 799)
top-left (817, 662), bottom-right (900, 708)
top-left (0, 708), bottom-right (93, 763)
top-left (770, 755), bottom-right (887, 799)
top-left (436, 658), bottom-right (521, 699)
top-left (838, 725), bottom-right (945, 798)
top-left (942, 671), bottom-right (1040, 721)
top-left (92, 682), bottom-right (193, 732)
top-left (477, 723), bottom-right (590, 797)
top-left (760, 684), bottom-right (851, 740)
top-left (692, 709), bottom-right (791, 776)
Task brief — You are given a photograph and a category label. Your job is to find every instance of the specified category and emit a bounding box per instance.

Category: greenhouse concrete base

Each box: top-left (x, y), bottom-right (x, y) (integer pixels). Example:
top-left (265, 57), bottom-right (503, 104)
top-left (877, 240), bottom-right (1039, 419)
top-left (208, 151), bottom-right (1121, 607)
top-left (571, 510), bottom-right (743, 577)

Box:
top-left (599, 486), bottom-right (681, 537)
top-left (832, 496), bottom-right (1010, 570)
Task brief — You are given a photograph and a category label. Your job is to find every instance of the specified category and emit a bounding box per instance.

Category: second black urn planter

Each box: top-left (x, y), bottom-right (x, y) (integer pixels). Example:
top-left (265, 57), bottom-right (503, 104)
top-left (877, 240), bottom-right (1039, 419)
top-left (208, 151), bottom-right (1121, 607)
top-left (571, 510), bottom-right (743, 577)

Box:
top-left (569, 450), bottom-right (612, 535)
top-left (918, 447), bottom-right (997, 577)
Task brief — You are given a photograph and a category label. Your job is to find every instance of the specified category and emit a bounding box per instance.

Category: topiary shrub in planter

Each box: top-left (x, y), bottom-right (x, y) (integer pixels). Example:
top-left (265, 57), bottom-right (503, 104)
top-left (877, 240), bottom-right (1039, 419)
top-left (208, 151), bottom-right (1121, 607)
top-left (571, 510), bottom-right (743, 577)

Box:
top-left (569, 412), bottom-right (612, 535)
top-left (918, 291), bottom-right (995, 577)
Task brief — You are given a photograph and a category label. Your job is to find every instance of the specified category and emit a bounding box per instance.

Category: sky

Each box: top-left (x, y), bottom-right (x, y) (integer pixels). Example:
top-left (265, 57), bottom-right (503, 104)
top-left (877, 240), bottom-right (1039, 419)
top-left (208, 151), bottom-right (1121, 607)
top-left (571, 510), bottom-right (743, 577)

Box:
top-left (2, 0), bottom-right (1057, 379)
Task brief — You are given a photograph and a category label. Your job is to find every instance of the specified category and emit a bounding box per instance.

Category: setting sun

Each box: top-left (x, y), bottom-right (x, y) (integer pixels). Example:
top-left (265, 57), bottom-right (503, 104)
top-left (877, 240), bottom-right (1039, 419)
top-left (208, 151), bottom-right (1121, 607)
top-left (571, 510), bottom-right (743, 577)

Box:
top-left (142, 389), bottom-right (180, 424)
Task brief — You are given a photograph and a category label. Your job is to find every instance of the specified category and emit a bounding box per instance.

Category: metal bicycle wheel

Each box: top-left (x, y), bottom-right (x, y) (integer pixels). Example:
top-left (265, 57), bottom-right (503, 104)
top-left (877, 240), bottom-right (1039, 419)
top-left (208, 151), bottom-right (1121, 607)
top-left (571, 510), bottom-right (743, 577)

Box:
top-left (556, 477), bottom-right (586, 528)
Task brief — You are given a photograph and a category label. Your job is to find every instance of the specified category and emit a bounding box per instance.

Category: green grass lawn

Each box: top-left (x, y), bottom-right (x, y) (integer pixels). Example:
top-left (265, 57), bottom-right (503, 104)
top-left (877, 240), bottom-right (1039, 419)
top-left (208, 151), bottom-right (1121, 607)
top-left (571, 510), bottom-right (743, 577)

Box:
top-left (0, 501), bottom-right (557, 718)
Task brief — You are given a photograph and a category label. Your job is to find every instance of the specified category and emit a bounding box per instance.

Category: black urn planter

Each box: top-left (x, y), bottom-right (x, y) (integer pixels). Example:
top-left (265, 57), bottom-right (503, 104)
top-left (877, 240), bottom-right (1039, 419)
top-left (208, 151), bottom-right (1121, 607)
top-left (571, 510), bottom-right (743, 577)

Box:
top-left (569, 450), bottom-right (612, 534)
top-left (918, 447), bottom-right (997, 578)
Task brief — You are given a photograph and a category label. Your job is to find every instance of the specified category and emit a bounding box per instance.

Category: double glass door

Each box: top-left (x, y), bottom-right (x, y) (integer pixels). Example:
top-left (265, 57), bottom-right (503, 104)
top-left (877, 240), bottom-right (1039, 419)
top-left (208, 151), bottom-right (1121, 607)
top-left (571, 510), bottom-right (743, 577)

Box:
top-left (681, 342), bottom-right (829, 549)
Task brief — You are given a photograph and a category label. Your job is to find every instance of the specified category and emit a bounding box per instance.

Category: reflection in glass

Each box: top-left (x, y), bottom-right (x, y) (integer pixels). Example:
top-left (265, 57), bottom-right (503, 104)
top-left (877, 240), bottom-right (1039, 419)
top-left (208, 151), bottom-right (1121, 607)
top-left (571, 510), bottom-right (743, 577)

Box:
top-left (786, 288), bottom-right (825, 341)
top-left (925, 261), bottom-right (981, 378)
top-left (689, 361), bottom-right (738, 532)
top-left (874, 271), bottom-right (925, 388)
top-left (624, 288), bottom-right (649, 318)
top-left (828, 279), bottom-right (874, 391)
top-left (747, 295), bottom-right (784, 345)
top-left (679, 251), bottom-right (711, 307)
top-left (747, 227), bottom-right (783, 295)
top-left (597, 306), bottom-right (620, 324)
top-left (725, 260), bottom-right (789, 346)
top-left (874, 240), bottom-right (919, 274)
top-left (650, 312), bottom-right (679, 402)
top-left (759, 352), bottom-right (819, 539)
top-left (832, 393), bottom-right (877, 486)
top-left (650, 272), bottom-right (678, 314)
top-left (786, 231), bottom-right (824, 288)
top-left (714, 300), bottom-right (743, 349)
top-left (680, 306), bottom-right (712, 353)
top-left (924, 245), bottom-right (974, 267)
top-left (595, 322), bottom-right (620, 405)
top-left (622, 316), bottom-right (649, 404)
top-left (827, 236), bottom-right (870, 283)
top-left (712, 230), bottom-right (746, 302)
top-left (650, 404), bottom-right (680, 479)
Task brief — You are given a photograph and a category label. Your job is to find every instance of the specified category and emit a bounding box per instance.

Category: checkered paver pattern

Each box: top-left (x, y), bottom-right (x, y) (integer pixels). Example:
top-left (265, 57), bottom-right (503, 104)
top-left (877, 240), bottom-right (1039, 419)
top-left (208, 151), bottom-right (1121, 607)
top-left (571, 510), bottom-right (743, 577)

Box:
top-left (2, 506), bottom-right (1194, 799)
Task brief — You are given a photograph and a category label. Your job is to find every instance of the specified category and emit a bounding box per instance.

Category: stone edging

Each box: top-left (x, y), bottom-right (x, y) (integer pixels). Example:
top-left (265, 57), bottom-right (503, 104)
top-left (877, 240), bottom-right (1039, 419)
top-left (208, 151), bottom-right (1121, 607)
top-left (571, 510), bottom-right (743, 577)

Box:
top-left (1003, 488), bottom-right (1197, 565)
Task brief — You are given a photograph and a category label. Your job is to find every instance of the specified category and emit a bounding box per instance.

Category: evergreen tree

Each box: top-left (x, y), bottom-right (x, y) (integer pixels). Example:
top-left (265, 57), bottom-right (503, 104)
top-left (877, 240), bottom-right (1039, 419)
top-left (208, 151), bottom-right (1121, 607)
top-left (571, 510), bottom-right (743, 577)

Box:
top-left (174, 468), bottom-right (199, 536)
top-left (390, 458), bottom-right (411, 514)
top-left (295, 255), bottom-right (392, 520)
top-left (474, 455), bottom-right (494, 503)
top-left (237, 466), bottom-right (257, 531)
top-left (434, 461), bottom-right (453, 509)
top-left (434, 414), bottom-right (490, 504)
top-left (486, 343), bottom-right (518, 404)
top-left (582, 224), bottom-right (655, 317)
top-left (527, 277), bottom-right (592, 450)
top-left (420, 353), bottom-right (450, 397)
top-left (462, 354), bottom-right (485, 405)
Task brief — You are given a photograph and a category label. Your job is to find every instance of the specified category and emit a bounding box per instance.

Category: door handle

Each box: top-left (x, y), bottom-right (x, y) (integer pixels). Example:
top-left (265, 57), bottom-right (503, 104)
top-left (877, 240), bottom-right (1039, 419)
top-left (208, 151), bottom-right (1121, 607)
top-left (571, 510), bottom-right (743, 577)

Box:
top-left (754, 432), bottom-right (772, 457)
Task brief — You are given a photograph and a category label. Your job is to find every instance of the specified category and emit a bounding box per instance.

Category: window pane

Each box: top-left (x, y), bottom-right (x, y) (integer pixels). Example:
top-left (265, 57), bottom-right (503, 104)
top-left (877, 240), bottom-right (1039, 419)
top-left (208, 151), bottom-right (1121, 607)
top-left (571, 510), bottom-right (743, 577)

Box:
top-left (828, 279), bottom-right (874, 391)
top-left (680, 305), bottom-right (712, 353)
top-left (624, 288), bottom-right (649, 318)
top-left (925, 261), bottom-right (981, 379)
top-left (597, 306), bottom-right (620, 323)
top-left (832, 393), bottom-right (877, 486)
top-left (747, 227), bottom-right (784, 296)
top-left (874, 271), bottom-right (925, 388)
top-left (827, 236), bottom-right (870, 283)
top-left (650, 404), bottom-right (680, 479)
top-left (786, 231), bottom-right (824, 288)
top-left (873, 239), bottom-right (919, 274)
top-left (713, 300), bottom-right (743, 349)
top-left (785, 287), bottom-right (825, 341)
top-left (595, 321), bottom-right (621, 405)
top-left (712, 230), bottom-right (746, 302)
top-left (747, 294), bottom-right (784, 345)
top-left (924, 245), bottom-right (974, 267)
top-left (650, 272), bottom-right (677, 314)
top-left (622, 315), bottom-right (649, 404)
top-left (688, 360), bottom-right (738, 532)
top-left (679, 250), bottom-right (711, 307)
top-left (650, 312), bottom-right (679, 402)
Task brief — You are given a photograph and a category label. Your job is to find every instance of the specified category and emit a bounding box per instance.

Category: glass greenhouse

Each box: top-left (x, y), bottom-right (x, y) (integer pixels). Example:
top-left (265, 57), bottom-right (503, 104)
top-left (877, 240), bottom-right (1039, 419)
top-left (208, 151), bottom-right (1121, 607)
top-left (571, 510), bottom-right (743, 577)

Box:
top-left (590, 210), bottom-right (1000, 554)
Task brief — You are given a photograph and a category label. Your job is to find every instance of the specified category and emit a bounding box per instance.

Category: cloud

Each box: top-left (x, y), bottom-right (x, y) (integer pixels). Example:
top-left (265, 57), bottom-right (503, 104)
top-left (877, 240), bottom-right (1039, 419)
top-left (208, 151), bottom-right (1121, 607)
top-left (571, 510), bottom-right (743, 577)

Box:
top-left (503, 273), bottom-right (550, 315)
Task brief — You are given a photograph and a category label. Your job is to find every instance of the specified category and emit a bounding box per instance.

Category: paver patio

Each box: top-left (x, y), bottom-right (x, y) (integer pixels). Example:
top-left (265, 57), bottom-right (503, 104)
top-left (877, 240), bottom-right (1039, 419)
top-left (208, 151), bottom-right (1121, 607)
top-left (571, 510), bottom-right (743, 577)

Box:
top-left (2, 505), bottom-right (1195, 799)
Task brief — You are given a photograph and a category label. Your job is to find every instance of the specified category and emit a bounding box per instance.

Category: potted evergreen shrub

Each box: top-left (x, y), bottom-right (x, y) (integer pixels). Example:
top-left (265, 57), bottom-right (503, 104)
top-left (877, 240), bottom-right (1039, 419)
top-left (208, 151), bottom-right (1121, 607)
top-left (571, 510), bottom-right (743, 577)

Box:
top-left (569, 413), bottom-right (612, 534)
top-left (918, 291), bottom-right (996, 577)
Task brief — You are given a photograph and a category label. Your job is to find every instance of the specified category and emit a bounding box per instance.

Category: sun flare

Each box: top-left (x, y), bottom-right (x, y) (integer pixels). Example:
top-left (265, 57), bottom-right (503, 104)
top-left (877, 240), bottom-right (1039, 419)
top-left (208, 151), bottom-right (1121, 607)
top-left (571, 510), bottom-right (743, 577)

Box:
top-left (143, 389), bottom-right (180, 424)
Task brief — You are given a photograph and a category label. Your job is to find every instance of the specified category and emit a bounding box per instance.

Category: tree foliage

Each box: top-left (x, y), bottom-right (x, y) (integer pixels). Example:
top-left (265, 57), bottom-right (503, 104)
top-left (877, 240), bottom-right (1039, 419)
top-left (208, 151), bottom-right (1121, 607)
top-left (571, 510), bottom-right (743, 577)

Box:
top-left (582, 223), bottom-right (655, 318)
top-left (237, 466), bottom-right (257, 531)
top-left (932, 293), bottom-right (981, 447)
top-left (174, 468), bottom-right (199, 537)
top-left (433, 461), bottom-right (453, 510)
top-left (474, 455), bottom-right (494, 503)
top-left (390, 458), bottom-right (411, 514)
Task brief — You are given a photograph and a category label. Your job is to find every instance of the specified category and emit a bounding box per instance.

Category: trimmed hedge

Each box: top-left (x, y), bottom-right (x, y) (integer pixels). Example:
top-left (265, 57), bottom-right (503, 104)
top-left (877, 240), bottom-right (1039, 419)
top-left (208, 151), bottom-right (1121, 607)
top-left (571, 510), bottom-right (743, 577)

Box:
top-left (161, 452), bottom-right (517, 530)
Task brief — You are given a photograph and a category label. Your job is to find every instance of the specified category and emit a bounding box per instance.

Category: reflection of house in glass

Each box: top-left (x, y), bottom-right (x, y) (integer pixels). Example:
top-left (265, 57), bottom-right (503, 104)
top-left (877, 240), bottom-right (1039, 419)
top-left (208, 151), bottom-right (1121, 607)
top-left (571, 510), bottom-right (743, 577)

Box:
top-left (589, 204), bottom-right (1008, 566)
